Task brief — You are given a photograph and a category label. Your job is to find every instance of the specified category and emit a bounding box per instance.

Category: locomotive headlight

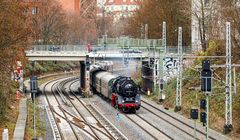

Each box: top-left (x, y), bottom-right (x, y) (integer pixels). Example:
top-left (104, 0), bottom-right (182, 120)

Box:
top-left (122, 100), bottom-right (125, 103)
top-left (135, 100), bottom-right (138, 103)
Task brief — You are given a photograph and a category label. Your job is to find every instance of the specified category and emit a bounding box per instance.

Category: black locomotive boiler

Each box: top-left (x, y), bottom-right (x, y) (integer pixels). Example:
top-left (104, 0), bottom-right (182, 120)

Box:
top-left (90, 66), bottom-right (141, 113)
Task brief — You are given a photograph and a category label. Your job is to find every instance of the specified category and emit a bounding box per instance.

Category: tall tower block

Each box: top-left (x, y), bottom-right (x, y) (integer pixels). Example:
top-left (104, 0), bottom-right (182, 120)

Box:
top-left (74, 0), bottom-right (80, 13)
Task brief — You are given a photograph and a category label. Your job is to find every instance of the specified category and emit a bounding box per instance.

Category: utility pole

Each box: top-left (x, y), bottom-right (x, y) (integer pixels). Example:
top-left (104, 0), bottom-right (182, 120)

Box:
top-left (141, 24), bottom-right (144, 39)
top-left (145, 24), bottom-right (148, 40)
top-left (159, 21), bottom-right (166, 101)
top-left (162, 22), bottom-right (167, 54)
top-left (224, 22), bottom-right (233, 133)
top-left (144, 24), bottom-right (151, 68)
top-left (201, 60), bottom-right (212, 140)
top-left (175, 27), bottom-right (183, 112)
top-left (101, 0), bottom-right (105, 36)
top-left (153, 40), bottom-right (157, 94)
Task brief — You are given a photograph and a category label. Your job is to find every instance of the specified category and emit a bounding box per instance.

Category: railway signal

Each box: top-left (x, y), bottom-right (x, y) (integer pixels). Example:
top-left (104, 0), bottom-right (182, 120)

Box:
top-left (200, 60), bottom-right (212, 139)
top-left (86, 55), bottom-right (90, 71)
top-left (150, 57), bottom-right (154, 67)
top-left (200, 99), bottom-right (206, 110)
top-left (201, 60), bottom-right (212, 92)
top-left (200, 99), bottom-right (207, 126)
top-left (190, 108), bottom-right (198, 139)
top-left (30, 75), bottom-right (38, 140)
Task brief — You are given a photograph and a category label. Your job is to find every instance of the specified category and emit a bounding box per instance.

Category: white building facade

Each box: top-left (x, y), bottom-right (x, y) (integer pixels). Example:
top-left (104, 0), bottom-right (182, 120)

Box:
top-left (97, 0), bottom-right (140, 22)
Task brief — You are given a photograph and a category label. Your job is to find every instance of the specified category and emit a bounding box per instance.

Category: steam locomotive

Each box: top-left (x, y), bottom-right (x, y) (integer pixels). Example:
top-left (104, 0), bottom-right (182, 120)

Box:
top-left (90, 65), bottom-right (141, 113)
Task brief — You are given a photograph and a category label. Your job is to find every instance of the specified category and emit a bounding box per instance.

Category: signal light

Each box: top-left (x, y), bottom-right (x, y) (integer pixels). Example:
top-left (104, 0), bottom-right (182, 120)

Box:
top-left (190, 109), bottom-right (198, 120)
top-left (200, 99), bottom-right (206, 110)
top-left (202, 60), bottom-right (210, 71)
top-left (160, 79), bottom-right (164, 90)
top-left (86, 55), bottom-right (90, 71)
top-left (201, 70), bottom-right (212, 92)
top-left (200, 112), bottom-right (207, 124)
top-left (150, 58), bottom-right (154, 65)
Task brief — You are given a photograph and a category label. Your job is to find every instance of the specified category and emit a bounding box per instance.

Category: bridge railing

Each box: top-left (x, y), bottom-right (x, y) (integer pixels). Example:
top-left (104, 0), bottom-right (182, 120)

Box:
top-left (97, 37), bottom-right (163, 48)
top-left (31, 45), bottom-right (86, 52)
top-left (29, 45), bottom-right (192, 55)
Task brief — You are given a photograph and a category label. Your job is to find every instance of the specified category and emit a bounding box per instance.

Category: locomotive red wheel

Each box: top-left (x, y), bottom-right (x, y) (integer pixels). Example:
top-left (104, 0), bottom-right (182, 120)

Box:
top-left (115, 98), bottom-right (118, 109)
top-left (111, 94), bottom-right (115, 107)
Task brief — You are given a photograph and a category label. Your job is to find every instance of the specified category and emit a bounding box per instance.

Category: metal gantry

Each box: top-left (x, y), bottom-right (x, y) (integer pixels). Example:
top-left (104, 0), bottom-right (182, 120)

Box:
top-left (175, 27), bottom-right (183, 111)
top-left (162, 22), bottom-right (167, 54)
top-left (153, 40), bottom-right (157, 94)
top-left (225, 22), bottom-right (233, 132)
top-left (159, 21), bottom-right (166, 101)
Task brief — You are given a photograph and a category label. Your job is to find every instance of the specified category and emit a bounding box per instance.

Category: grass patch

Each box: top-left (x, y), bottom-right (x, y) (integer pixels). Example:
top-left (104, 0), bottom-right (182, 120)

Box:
top-left (145, 67), bottom-right (240, 139)
top-left (0, 86), bottom-right (19, 139)
top-left (25, 99), bottom-right (45, 140)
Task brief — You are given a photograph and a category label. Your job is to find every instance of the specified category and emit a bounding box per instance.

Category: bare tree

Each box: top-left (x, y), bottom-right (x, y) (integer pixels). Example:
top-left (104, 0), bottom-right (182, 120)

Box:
top-left (190, 0), bottom-right (220, 51)
top-left (126, 0), bottom-right (191, 46)
top-left (32, 0), bottom-right (69, 45)
top-left (219, 0), bottom-right (240, 48)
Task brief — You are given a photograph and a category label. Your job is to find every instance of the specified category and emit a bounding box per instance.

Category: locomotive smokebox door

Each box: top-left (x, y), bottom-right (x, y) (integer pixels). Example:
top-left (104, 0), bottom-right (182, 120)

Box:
top-left (190, 108), bottom-right (198, 120)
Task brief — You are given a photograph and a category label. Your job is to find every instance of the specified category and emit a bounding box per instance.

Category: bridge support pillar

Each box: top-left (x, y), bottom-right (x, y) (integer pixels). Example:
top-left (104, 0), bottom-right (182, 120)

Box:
top-left (80, 61), bottom-right (86, 93)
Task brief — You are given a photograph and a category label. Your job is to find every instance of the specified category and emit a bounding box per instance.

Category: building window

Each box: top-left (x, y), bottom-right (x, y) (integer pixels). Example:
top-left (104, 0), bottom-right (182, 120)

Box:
top-left (32, 7), bottom-right (38, 15)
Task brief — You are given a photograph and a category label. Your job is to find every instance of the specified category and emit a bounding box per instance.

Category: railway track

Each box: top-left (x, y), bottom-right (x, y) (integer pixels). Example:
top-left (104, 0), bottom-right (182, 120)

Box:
top-left (123, 113), bottom-right (173, 140)
top-left (42, 76), bottom-right (221, 140)
top-left (43, 78), bottom-right (99, 140)
top-left (43, 80), bottom-right (63, 140)
top-left (66, 78), bottom-right (128, 140)
top-left (141, 99), bottom-right (216, 140)
top-left (61, 77), bottom-right (210, 140)
top-left (90, 92), bottom-right (173, 140)
top-left (59, 77), bottom-right (113, 140)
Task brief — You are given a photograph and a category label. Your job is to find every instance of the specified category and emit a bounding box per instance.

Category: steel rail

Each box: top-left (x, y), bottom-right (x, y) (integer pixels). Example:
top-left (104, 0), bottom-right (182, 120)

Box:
top-left (66, 79), bottom-right (117, 140)
top-left (50, 81), bottom-right (79, 140)
top-left (42, 80), bottom-right (65, 140)
top-left (59, 77), bottom-right (114, 140)
top-left (141, 100), bottom-right (216, 140)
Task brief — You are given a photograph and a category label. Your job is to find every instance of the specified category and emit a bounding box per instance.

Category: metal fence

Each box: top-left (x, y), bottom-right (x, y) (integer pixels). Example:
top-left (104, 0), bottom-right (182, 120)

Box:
top-left (98, 37), bottom-right (163, 48)
top-left (30, 44), bottom-right (192, 54)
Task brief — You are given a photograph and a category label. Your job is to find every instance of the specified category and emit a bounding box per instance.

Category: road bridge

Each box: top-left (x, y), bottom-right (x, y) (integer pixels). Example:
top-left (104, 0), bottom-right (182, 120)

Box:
top-left (25, 45), bottom-right (192, 61)
top-left (25, 45), bottom-right (148, 61)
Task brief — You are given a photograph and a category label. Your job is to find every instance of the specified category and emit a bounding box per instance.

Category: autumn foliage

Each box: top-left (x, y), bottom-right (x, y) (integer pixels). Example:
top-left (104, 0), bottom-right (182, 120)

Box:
top-left (0, 0), bottom-right (31, 121)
